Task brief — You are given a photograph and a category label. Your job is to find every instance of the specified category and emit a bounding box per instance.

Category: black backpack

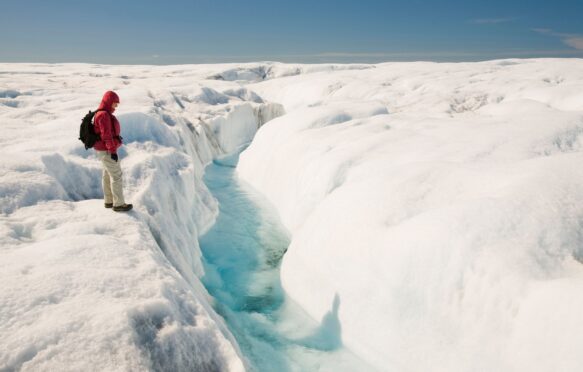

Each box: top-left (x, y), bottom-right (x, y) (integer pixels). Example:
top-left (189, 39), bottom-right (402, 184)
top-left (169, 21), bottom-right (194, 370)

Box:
top-left (78, 109), bottom-right (115, 150)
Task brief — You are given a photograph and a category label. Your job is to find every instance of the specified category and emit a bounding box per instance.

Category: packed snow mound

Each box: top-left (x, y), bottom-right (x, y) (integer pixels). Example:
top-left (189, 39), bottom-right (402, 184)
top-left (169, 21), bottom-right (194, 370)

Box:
top-left (0, 62), bottom-right (285, 371)
top-left (249, 59), bottom-right (583, 113)
top-left (207, 62), bottom-right (374, 82)
top-left (238, 58), bottom-right (583, 372)
top-left (2, 59), bottom-right (583, 372)
top-left (1, 200), bottom-right (242, 371)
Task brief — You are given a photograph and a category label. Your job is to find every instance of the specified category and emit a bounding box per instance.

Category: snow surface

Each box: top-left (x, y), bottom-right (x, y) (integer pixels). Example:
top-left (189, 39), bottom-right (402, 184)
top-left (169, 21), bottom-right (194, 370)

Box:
top-left (0, 62), bottom-right (286, 371)
top-left (238, 59), bottom-right (583, 372)
top-left (2, 59), bottom-right (583, 371)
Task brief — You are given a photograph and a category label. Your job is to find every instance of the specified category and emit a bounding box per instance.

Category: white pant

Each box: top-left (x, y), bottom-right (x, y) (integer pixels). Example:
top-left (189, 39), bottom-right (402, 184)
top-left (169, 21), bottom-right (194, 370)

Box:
top-left (96, 150), bottom-right (126, 206)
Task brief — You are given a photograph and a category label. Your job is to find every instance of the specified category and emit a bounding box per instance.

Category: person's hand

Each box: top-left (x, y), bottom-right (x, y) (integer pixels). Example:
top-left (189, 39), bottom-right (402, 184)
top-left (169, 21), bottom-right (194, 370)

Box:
top-left (111, 153), bottom-right (118, 162)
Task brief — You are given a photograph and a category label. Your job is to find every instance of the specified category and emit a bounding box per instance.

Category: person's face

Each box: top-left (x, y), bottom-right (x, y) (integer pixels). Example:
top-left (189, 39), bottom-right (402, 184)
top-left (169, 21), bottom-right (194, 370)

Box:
top-left (112, 102), bottom-right (119, 110)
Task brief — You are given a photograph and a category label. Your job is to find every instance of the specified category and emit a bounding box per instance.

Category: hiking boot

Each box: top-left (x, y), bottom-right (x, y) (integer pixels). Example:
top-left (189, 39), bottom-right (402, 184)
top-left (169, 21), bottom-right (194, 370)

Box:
top-left (104, 203), bottom-right (113, 208)
top-left (113, 203), bottom-right (133, 212)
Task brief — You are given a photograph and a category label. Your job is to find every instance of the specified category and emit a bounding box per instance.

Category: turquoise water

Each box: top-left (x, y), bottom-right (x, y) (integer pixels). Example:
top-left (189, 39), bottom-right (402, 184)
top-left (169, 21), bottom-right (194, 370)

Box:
top-left (198, 149), bottom-right (372, 372)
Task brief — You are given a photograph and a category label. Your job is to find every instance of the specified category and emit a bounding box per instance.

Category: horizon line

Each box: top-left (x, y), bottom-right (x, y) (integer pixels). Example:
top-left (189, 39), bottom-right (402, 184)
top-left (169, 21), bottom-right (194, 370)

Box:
top-left (1, 49), bottom-right (583, 66)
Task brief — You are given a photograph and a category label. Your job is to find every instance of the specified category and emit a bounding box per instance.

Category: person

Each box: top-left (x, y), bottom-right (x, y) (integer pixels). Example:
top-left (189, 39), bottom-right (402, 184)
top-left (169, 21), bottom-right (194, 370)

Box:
top-left (93, 90), bottom-right (133, 212)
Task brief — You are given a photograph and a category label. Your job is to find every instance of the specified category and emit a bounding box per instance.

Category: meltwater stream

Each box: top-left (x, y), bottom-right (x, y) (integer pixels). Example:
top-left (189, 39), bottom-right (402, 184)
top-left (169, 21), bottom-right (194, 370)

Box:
top-left (199, 149), bottom-right (372, 372)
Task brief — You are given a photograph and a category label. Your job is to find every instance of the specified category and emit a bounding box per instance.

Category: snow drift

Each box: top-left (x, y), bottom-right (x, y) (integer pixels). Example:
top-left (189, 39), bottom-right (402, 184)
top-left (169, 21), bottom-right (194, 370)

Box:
top-left (238, 59), bottom-right (583, 372)
top-left (2, 59), bottom-right (583, 372)
top-left (0, 62), bottom-right (284, 371)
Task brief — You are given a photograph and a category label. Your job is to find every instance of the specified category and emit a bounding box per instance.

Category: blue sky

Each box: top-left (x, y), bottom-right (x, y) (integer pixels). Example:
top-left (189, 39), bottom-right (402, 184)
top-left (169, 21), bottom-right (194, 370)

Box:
top-left (1, 0), bottom-right (583, 64)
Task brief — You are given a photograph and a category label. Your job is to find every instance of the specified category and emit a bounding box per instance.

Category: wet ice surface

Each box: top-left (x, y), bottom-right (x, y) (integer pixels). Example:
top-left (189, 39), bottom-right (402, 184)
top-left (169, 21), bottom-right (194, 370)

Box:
top-left (4, 60), bottom-right (583, 371)
top-left (199, 148), bottom-right (373, 372)
top-left (238, 60), bottom-right (583, 371)
top-left (0, 62), bottom-right (295, 371)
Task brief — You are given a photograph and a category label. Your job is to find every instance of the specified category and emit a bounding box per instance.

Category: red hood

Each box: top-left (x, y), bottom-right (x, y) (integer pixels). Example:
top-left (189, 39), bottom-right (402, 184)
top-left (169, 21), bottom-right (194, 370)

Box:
top-left (97, 91), bottom-right (120, 113)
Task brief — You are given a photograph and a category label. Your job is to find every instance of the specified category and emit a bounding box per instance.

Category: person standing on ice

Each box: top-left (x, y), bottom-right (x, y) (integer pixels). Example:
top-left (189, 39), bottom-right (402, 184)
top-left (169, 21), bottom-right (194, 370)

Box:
top-left (93, 90), bottom-right (133, 212)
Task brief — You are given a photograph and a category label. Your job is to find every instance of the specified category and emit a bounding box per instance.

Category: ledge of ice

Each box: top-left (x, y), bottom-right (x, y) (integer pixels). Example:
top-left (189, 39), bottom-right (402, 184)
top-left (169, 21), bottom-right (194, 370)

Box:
top-left (2, 59), bottom-right (583, 372)
top-left (238, 58), bottom-right (583, 372)
top-left (0, 63), bottom-right (284, 371)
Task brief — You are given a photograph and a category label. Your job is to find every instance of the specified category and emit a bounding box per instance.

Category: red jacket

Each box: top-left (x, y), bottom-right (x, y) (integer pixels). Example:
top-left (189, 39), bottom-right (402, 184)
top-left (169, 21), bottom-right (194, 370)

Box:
top-left (94, 91), bottom-right (122, 154)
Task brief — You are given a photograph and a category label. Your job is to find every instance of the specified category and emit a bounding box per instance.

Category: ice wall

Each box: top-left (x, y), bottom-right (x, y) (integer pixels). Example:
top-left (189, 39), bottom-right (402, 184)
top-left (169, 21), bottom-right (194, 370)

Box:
top-left (4, 59), bottom-right (583, 372)
top-left (0, 63), bottom-right (283, 371)
top-left (238, 59), bottom-right (583, 372)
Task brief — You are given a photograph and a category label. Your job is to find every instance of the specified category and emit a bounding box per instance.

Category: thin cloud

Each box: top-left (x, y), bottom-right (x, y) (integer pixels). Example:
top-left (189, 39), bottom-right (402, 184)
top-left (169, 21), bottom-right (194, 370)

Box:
top-left (315, 52), bottom-right (412, 57)
top-left (313, 49), bottom-right (583, 59)
top-left (564, 37), bottom-right (583, 50)
top-left (533, 28), bottom-right (583, 50)
top-left (469, 17), bottom-right (517, 24)
top-left (532, 28), bottom-right (552, 34)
